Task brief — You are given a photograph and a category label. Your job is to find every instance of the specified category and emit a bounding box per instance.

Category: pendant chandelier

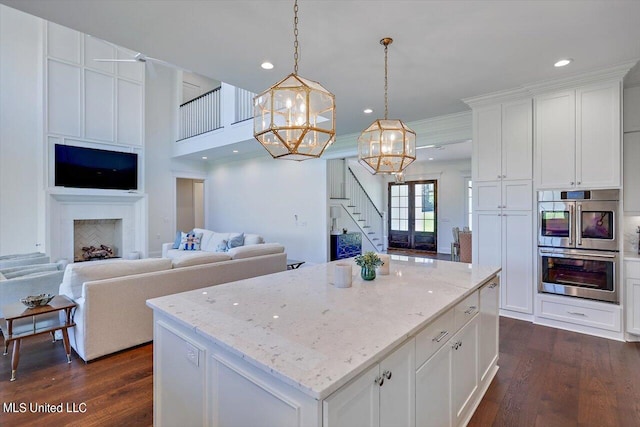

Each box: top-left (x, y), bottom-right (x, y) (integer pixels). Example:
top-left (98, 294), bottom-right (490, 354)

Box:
top-left (253, 0), bottom-right (336, 161)
top-left (358, 38), bottom-right (416, 174)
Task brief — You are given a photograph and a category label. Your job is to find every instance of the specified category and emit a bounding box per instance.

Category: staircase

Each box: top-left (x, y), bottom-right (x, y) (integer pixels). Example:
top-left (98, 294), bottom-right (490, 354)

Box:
top-left (329, 160), bottom-right (386, 252)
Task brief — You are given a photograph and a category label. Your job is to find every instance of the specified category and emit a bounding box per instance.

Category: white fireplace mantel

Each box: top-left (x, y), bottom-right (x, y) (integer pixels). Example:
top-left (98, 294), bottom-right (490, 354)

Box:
top-left (47, 188), bottom-right (148, 262)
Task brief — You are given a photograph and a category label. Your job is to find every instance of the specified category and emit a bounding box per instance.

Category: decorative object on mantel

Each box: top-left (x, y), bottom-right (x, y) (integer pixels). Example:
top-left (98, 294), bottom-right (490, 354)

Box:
top-left (253, 0), bottom-right (336, 161)
top-left (21, 293), bottom-right (55, 308)
top-left (355, 251), bottom-right (384, 281)
top-left (80, 245), bottom-right (114, 261)
top-left (358, 37), bottom-right (416, 175)
top-left (342, 228), bottom-right (348, 234)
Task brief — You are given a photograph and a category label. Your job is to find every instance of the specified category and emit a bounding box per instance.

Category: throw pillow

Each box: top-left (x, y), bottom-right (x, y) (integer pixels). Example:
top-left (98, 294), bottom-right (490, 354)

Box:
top-left (172, 230), bottom-right (184, 249)
top-left (227, 233), bottom-right (245, 250)
top-left (180, 232), bottom-right (203, 251)
top-left (215, 240), bottom-right (228, 252)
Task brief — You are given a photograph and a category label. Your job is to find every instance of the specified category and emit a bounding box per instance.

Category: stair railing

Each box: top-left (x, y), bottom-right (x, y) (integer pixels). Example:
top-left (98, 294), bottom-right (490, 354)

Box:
top-left (345, 167), bottom-right (385, 250)
top-left (178, 87), bottom-right (222, 140)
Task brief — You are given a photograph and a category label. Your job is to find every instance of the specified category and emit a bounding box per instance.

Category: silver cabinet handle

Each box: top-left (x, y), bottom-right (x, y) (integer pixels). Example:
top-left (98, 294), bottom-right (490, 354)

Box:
top-left (577, 203), bottom-right (583, 246)
top-left (383, 370), bottom-right (392, 380)
top-left (567, 311), bottom-right (586, 316)
top-left (488, 282), bottom-right (498, 289)
top-left (432, 330), bottom-right (449, 343)
top-left (502, 175), bottom-right (506, 178)
top-left (577, 181), bottom-right (581, 185)
top-left (452, 340), bottom-right (463, 350)
top-left (568, 204), bottom-right (574, 245)
top-left (374, 376), bottom-right (384, 386)
top-left (464, 306), bottom-right (477, 315)
top-left (497, 205), bottom-right (501, 209)
top-left (497, 175), bottom-right (501, 179)
top-left (570, 182), bottom-right (575, 186)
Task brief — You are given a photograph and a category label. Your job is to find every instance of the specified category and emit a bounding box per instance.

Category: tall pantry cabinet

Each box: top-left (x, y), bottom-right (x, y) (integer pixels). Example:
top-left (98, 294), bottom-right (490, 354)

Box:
top-left (466, 94), bottom-right (534, 317)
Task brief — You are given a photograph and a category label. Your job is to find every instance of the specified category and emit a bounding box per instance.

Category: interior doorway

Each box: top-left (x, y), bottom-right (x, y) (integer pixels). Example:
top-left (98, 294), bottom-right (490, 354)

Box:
top-left (176, 178), bottom-right (204, 232)
top-left (388, 180), bottom-right (437, 252)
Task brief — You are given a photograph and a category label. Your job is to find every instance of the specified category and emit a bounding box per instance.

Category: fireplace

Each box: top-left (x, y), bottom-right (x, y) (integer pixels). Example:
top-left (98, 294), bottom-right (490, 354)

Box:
top-left (48, 190), bottom-right (147, 263)
top-left (73, 219), bottom-right (123, 262)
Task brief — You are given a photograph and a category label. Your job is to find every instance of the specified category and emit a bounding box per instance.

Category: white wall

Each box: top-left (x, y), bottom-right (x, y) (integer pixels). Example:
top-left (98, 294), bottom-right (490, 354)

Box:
top-left (347, 158), bottom-right (385, 212)
top-left (182, 71), bottom-right (220, 104)
top-left (0, 5), bottom-right (45, 255)
top-left (208, 157), bottom-right (328, 264)
top-left (145, 64), bottom-right (208, 256)
top-left (384, 159), bottom-right (471, 254)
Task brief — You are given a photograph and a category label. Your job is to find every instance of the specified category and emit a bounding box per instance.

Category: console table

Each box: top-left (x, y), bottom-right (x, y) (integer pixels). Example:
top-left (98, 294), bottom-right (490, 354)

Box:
top-left (330, 232), bottom-right (362, 261)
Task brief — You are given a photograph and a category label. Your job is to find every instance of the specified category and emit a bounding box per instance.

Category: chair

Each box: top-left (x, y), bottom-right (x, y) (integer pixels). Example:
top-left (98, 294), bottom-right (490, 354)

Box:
top-left (458, 231), bottom-right (472, 263)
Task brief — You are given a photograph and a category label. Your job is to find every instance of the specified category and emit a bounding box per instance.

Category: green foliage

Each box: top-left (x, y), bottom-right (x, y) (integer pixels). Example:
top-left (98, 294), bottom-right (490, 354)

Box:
top-left (354, 251), bottom-right (384, 268)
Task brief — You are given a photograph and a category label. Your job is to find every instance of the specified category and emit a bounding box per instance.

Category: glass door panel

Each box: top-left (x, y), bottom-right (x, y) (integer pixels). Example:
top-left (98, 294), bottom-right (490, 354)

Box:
top-left (389, 180), bottom-right (437, 251)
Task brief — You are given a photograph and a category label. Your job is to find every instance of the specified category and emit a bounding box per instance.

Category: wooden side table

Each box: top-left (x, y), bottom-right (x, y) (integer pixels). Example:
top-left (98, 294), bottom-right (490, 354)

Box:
top-left (0, 295), bottom-right (76, 381)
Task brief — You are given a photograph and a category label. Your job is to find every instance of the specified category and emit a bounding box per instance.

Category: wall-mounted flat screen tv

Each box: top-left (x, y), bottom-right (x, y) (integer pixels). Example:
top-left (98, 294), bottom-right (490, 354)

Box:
top-left (55, 144), bottom-right (138, 190)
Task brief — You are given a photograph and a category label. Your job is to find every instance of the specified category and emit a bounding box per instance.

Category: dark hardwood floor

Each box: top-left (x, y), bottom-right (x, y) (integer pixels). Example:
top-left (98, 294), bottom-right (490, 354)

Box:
top-left (1, 317), bottom-right (639, 426)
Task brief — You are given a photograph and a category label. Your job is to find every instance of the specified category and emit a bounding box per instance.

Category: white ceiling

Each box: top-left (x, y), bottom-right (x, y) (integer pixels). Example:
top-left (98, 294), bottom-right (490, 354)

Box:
top-left (3, 0), bottom-right (640, 158)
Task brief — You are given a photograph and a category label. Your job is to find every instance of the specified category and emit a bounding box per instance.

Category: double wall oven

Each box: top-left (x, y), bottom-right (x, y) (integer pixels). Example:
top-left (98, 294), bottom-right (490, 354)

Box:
top-left (538, 190), bottom-right (619, 303)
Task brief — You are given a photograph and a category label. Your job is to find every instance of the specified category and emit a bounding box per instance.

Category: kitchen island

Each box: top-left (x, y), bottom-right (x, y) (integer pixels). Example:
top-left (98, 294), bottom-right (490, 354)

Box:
top-left (147, 256), bottom-right (501, 427)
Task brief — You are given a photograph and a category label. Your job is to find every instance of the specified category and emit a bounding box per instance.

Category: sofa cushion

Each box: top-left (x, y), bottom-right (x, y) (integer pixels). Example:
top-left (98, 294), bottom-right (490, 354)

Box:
top-left (192, 228), bottom-right (213, 251)
top-left (244, 234), bottom-right (264, 245)
top-left (2, 263), bottom-right (60, 279)
top-left (171, 252), bottom-right (232, 268)
top-left (61, 258), bottom-right (172, 300)
top-left (215, 240), bottom-right (228, 252)
top-left (227, 243), bottom-right (284, 260)
top-left (171, 231), bottom-right (183, 249)
top-left (179, 232), bottom-right (203, 251)
top-left (208, 232), bottom-right (230, 252)
top-left (227, 233), bottom-right (245, 249)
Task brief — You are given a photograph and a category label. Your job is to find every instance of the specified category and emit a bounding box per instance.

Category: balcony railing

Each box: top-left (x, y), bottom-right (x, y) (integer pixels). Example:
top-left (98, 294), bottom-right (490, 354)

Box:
top-left (178, 87), bottom-right (221, 140)
top-left (235, 87), bottom-right (255, 123)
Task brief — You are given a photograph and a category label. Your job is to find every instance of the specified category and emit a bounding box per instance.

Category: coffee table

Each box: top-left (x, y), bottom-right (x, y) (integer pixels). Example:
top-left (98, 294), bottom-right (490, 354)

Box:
top-left (1, 295), bottom-right (76, 381)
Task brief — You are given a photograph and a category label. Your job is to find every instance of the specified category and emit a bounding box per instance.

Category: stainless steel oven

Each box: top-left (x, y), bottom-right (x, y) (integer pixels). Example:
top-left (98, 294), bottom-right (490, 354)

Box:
top-left (538, 189), bottom-right (619, 252)
top-left (538, 248), bottom-right (619, 303)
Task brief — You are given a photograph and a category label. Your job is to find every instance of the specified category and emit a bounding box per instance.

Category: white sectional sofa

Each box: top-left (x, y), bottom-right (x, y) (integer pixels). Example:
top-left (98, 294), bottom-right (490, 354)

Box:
top-left (58, 249), bottom-right (286, 362)
top-left (162, 229), bottom-right (283, 262)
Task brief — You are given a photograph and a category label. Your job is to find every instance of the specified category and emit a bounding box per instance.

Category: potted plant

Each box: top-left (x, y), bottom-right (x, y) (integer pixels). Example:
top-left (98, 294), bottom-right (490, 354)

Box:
top-left (354, 251), bottom-right (384, 281)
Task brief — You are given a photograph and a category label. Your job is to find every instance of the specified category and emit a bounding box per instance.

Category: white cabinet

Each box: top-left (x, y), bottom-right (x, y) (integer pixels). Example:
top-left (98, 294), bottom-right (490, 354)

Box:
top-left (415, 315), bottom-right (480, 427)
top-left (473, 99), bottom-right (533, 182)
top-left (535, 81), bottom-right (621, 189)
top-left (626, 261), bottom-right (640, 336)
top-left (479, 279), bottom-right (499, 384)
top-left (623, 132), bottom-right (640, 212)
top-left (474, 179), bottom-right (532, 212)
top-left (324, 339), bottom-right (415, 427)
top-left (623, 86), bottom-right (640, 133)
top-left (474, 210), bottom-right (533, 315)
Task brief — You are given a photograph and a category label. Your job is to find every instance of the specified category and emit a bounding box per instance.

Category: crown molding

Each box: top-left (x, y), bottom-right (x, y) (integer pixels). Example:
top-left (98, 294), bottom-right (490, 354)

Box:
top-left (525, 60), bottom-right (637, 95)
top-left (462, 87), bottom-right (532, 108)
top-left (463, 60), bottom-right (639, 107)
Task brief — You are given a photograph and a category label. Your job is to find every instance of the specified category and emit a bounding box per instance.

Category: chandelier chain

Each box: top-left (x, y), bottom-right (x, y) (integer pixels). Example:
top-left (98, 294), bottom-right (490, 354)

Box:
top-left (384, 42), bottom-right (388, 120)
top-left (293, 0), bottom-right (299, 74)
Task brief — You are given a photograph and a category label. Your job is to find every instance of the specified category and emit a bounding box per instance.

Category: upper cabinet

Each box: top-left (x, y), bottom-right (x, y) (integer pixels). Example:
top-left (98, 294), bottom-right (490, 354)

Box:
top-left (535, 80), bottom-right (621, 190)
top-left (473, 99), bottom-right (533, 182)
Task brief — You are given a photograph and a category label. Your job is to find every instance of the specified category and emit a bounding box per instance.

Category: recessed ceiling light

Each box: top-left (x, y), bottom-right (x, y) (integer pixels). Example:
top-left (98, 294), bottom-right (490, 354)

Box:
top-left (363, 108), bottom-right (373, 114)
top-left (428, 157), bottom-right (434, 161)
top-left (261, 62), bottom-right (274, 70)
top-left (554, 58), bottom-right (573, 68)
top-left (202, 156), bottom-right (208, 160)
top-left (233, 150), bottom-right (239, 153)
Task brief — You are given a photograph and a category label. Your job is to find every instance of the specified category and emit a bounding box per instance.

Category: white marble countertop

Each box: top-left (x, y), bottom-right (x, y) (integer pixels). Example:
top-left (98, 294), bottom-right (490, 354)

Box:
top-left (147, 256), bottom-right (500, 400)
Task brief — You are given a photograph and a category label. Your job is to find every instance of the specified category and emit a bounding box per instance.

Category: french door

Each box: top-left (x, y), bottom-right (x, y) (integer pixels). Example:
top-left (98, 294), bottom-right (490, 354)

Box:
top-left (388, 180), bottom-right (437, 251)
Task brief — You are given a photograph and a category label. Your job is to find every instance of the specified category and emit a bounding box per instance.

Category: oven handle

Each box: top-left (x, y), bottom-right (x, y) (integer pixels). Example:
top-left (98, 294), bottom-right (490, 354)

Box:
top-left (569, 204), bottom-right (574, 246)
top-left (539, 249), bottom-right (617, 259)
top-left (576, 203), bottom-right (582, 246)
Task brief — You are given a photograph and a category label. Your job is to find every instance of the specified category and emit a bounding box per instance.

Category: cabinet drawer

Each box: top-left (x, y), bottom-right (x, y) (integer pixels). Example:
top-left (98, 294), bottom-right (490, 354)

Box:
top-left (454, 291), bottom-right (479, 331)
top-left (538, 297), bottom-right (621, 332)
top-left (415, 309), bottom-right (454, 368)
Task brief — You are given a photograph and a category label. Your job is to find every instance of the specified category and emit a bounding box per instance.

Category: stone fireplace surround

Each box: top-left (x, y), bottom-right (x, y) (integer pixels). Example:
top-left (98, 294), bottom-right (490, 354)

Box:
top-left (47, 189), bottom-right (147, 263)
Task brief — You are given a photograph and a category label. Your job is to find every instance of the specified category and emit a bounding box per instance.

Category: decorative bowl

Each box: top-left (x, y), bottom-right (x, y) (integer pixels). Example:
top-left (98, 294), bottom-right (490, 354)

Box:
top-left (21, 293), bottom-right (55, 308)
